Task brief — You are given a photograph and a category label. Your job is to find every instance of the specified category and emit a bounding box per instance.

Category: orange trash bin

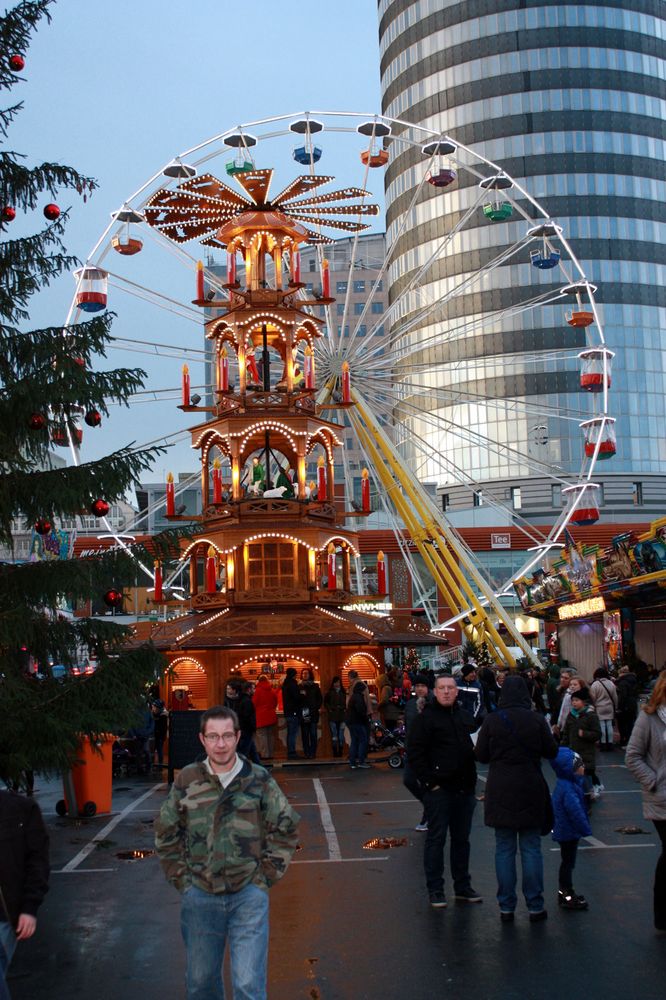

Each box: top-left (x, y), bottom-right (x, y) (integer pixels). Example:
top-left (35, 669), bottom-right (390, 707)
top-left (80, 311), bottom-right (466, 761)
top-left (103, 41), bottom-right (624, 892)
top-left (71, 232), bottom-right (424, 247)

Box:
top-left (63, 735), bottom-right (115, 817)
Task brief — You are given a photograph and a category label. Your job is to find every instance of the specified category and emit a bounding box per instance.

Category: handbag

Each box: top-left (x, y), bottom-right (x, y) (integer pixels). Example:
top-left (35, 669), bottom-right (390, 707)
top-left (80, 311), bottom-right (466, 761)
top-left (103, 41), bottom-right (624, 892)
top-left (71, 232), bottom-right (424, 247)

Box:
top-left (498, 710), bottom-right (554, 836)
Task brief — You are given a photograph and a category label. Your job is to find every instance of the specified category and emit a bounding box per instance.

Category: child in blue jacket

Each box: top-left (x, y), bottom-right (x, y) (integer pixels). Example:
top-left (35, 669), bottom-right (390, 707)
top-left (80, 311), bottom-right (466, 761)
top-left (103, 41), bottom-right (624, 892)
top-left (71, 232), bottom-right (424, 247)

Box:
top-left (550, 746), bottom-right (592, 910)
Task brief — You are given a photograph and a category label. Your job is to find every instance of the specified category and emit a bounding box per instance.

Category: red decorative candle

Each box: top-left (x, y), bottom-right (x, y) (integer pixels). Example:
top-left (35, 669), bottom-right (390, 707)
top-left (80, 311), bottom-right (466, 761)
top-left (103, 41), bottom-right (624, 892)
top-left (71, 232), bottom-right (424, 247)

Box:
top-left (219, 346), bottom-right (229, 391)
top-left (182, 364), bottom-right (190, 406)
top-left (227, 250), bottom-right (236, 285)
top-left (196, 260), bottom-right (204, 300)
top-left (322, 258), bottom-right (330, 298)
top-left (293, 249), bottom-right (301, 284)
top-left (377, 551), bottom-right (386, 595)
top-left (361, 468), bottom-right (370, 513)
top-left (212, 457), bottom-right (222, 503)
top-left (317, 455), bottom-right (326, 499)
top-left (154, 561), bottom-right (163, 602)
top-left (166, 472), bottom-right (175, 516)
top-left (304, 345), bottom-right (315, 389)
top-left (247, 346), bottom-right (260, 384)
top-left (341, 361), bottom-right (351, 403)
top-left (206, 546), bottom-right (217, 594)
top-left (327, 543), bottom-right (337, 591)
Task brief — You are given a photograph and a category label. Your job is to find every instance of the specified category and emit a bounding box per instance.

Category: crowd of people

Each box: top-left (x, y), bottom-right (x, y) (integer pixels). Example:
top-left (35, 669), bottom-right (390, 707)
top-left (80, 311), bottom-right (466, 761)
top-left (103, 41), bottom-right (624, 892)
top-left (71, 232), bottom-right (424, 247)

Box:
top-left (398, 658), bottom-right (666, 937)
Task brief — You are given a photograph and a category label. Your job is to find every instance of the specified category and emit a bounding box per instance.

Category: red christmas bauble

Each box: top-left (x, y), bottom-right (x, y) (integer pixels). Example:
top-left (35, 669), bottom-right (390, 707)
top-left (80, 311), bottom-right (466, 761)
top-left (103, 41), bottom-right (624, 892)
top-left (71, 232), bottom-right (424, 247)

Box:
top-left (103, 588), bottom-right (123, 609)
top-left (84, 409), bottom-right (102, 427)
top-left (2, 206), bottom-right (16, 222)
top-left (28, 412), bottom-right (46, 430)
top-left (35, 518), bottom-right (51, 535)
top-left (43, 203), bottom-right (60, 221)
top-left (73, 357), bottom-right (85, 368)
top-left (9, 54), bottom-right (25, 71)
top-left (90, 499), bottom-right (110, 517)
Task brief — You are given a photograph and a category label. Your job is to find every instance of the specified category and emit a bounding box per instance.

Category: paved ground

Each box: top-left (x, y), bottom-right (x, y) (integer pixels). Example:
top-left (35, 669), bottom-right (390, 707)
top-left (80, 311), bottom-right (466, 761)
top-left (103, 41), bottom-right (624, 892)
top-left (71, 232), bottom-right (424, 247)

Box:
top-left (7, 752), bottom-right (664, 1000)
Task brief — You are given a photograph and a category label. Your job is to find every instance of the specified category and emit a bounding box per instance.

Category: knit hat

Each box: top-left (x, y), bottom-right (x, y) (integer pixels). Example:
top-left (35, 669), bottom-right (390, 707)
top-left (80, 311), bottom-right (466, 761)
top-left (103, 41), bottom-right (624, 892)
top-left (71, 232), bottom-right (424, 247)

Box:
top-left (571, 685), bottom-right (590, 702)
top-left (414, 674), bottom-right (429, 686)
top-left (461, 663), bottom-right (476, 678)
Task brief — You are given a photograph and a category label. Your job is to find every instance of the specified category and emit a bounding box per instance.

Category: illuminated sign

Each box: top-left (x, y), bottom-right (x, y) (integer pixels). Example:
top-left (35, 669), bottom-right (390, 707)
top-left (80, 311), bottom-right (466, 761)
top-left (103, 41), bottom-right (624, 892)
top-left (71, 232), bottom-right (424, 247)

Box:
top-left (558, 596), bottom-right (606, 621)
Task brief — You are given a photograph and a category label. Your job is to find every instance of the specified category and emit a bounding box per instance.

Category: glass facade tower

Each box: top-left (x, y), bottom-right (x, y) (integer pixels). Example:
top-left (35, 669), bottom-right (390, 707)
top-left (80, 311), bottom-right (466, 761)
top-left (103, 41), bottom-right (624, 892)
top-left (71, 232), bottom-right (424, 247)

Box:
top-left (378, 0), bottom-right (666, 501)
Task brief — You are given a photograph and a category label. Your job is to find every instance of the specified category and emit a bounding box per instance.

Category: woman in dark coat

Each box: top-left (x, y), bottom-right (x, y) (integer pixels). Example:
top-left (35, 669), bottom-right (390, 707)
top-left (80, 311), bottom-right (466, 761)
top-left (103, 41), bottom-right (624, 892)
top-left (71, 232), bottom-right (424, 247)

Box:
top-left (299, 668), bottom-right (323, 759)
top-left (476, 675), bottom-right (558, 921)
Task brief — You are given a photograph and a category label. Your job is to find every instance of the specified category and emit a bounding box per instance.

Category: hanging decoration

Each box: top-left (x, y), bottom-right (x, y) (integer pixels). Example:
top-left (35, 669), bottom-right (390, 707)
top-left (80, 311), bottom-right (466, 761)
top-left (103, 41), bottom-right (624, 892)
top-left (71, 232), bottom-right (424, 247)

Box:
top-left (103, 588), bottom-right (123, 609)
top-left (2, 206), bottom-right (16, 222)
top-left (28, 412), bottom-right (45, 430)
top-left (90, 499), bottom-right (110, 517)
top-left (34, 518), bottom-right (51, 535)
top-left (43, 203), bottom-right (60, 221)
top-left (84, 409), bottom-right (102, 427)
top-left (9, 54), bottom-right (24, 71)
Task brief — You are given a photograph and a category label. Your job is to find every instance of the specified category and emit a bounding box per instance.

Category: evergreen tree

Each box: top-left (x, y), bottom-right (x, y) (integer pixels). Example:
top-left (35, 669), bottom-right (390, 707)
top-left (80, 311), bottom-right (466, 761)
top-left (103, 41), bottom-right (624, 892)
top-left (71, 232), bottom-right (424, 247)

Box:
top-left (0, 1), bottom-right (172, 783)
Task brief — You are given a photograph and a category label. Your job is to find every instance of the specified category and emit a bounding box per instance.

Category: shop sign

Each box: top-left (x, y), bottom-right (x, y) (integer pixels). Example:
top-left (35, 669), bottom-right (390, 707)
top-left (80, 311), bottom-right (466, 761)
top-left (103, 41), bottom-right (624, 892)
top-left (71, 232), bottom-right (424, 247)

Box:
top-left (558, 596), bottom-right (606, 620)
top-left (491, 533), bottom-right (511, 549)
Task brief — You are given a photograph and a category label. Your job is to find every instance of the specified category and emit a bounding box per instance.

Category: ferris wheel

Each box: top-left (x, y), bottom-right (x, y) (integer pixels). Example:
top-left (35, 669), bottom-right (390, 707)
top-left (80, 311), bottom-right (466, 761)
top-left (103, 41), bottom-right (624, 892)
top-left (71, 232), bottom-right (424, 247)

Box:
top-left (63, 110), bottom-right (612, 660)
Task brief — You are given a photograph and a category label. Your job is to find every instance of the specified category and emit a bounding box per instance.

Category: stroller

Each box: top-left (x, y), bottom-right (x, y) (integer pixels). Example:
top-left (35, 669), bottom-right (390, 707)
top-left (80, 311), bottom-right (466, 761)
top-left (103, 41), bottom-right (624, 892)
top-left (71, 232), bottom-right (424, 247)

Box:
top-left (369, 719), bottom-right (406, 769)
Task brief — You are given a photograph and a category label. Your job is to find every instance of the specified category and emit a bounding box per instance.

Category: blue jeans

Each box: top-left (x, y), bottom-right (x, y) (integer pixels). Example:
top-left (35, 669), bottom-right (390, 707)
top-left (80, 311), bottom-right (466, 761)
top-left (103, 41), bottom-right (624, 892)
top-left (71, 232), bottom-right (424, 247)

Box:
top-left (348, 722), bottom-right (369, 765)
top-left (181, 883), bottom-right (269, 1000)
top-left (422, 787), bottom-right (476, 894)
top-left (301, 720), bottom-right (318, 758)
top-left (494, 827), bottom-right (544, 913)
top-left (328, 720), bottom-right (345, 749)
top-left (0, 922), bottom-right (15, 1000)
top-left (285, 714), bottom-right (300, 756)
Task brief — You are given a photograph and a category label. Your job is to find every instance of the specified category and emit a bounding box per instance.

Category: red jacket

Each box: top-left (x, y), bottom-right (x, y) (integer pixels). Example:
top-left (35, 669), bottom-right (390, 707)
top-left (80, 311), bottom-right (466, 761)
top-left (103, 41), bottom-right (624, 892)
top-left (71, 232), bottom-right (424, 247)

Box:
top-left (253, 680), bottom-right (278, 727)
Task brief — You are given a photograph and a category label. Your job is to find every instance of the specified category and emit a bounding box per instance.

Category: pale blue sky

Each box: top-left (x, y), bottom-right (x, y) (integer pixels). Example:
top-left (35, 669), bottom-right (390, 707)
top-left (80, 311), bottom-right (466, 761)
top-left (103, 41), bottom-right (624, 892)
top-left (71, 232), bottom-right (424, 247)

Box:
top-left (9, 0), bottom-right (383, 477)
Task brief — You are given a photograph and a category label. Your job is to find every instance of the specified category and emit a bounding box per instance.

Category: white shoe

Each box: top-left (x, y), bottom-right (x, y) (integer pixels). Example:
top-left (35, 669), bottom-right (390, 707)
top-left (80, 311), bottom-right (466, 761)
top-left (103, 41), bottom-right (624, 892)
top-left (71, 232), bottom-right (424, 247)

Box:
top-left (415, 820), bottom-right (428, 832)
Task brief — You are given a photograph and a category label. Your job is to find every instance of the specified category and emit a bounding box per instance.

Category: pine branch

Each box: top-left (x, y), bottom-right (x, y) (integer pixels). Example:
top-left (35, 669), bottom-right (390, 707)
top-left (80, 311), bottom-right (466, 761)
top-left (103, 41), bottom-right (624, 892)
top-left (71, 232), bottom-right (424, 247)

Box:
top-left (0, 3), bottom-right (53, 92)
top-left (0, 152), bottom-right (96, 208)
top-left (0, 101), bottom-right (23, 138)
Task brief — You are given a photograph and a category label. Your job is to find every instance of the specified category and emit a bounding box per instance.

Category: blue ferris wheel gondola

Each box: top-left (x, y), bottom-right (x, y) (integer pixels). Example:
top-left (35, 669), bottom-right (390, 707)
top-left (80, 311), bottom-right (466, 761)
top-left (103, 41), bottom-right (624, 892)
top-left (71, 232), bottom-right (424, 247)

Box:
top-left (530, 248), bottom-right (561, 270)
top-left (293, 145), bottom-right (322, 165)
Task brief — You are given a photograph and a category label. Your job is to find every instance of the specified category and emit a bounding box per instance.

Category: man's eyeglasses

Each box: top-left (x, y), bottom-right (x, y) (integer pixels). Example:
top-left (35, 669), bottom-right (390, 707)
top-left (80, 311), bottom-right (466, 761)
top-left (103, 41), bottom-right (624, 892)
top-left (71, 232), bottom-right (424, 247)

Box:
top-left (202, 732), bottom-right (237, 744)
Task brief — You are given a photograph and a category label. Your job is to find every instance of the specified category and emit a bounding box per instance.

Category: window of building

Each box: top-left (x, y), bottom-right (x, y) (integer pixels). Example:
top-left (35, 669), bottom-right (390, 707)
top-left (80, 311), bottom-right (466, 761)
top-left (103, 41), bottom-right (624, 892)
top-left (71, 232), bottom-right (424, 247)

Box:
top-left (371, 301), bottom-right (383, 314)
top-left (354, 302), bottom-right (364, 314)
top-left (632, 481), bottom-right (643, 505)
top-left (473, 490), bottom-right (483, 507)
top-left (441, 493), bottom-right (450, 512)
top-left (353, 279), bottom-right (365, 293)
top-left (551, 485), bottom-right (562, 507)
top-left (247, 540), bottom-right (295, 589)
top-left (309, 258), bottom-right (316, 272)
top-left (374, 280), bottom-right (383, 292)
top-left (511, 486), bottom-right (522, 510)
top-left (336, 281), bottom-right (348, 294)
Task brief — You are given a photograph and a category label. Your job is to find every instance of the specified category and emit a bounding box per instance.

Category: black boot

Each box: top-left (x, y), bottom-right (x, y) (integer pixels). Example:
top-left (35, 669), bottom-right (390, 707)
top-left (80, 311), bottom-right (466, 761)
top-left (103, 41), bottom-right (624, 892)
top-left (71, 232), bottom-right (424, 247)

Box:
top-left (558, 889), bottom-right (588, 910)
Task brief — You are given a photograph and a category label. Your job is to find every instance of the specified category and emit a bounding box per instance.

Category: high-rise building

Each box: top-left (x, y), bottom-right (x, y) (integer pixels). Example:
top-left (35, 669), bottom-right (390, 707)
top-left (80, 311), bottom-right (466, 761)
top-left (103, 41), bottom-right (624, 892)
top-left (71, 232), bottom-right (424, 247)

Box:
top-left (378, 0), bottom-right (666, 523)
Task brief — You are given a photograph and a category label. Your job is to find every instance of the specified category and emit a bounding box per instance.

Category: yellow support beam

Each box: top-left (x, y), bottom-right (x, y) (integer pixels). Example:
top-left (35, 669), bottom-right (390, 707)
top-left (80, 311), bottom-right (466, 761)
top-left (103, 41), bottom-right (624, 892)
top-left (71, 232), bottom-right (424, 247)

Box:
top-left (345, 386), bottom-right (539, 669)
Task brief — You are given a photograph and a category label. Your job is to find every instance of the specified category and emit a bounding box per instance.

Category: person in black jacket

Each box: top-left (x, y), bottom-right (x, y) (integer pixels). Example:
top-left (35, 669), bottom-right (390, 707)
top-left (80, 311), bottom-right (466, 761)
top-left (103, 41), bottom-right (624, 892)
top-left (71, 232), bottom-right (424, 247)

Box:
top-left (225, 680), bottom-right (259, 764)
top-left (408, 674), bottom-right (482, 908)
top-left (475, 675), bottom-right (558, 923)
top-left (281, 667), bottom-right (302, 759)
top-left (0, 791), bottom-right (49, 994)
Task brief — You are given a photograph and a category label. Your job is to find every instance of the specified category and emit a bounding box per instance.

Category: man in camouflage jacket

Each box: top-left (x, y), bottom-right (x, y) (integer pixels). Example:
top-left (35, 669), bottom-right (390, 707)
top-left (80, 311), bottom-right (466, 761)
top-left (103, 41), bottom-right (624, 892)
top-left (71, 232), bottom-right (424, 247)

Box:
top-left (155, 705), bottom-right (299, 1000)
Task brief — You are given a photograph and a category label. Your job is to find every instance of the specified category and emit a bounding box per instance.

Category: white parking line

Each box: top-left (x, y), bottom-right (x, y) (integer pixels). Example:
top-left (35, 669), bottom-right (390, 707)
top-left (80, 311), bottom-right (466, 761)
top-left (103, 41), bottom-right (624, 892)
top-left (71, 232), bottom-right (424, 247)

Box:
top-left (60, 784), bottom-right (165, 873)
top-left (551, 844), bottom-right (655, 851)
top-left (291, 798), bottom-right (415, 807)
top-left (582, 835), bottom-right (607, 848)
top-left (313, 778), bottom-right (342, 861)
top-left (292, 856), bottom-right (389, 864)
